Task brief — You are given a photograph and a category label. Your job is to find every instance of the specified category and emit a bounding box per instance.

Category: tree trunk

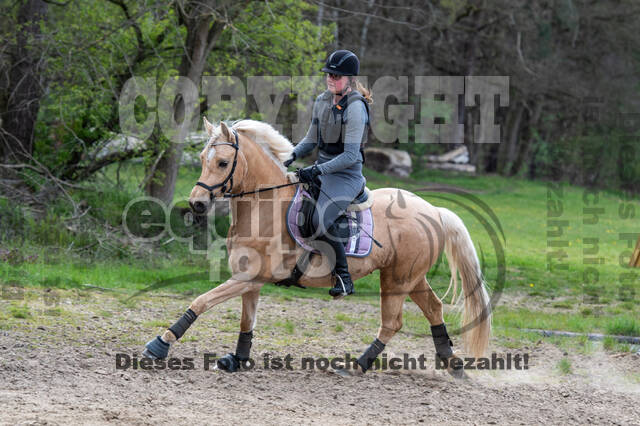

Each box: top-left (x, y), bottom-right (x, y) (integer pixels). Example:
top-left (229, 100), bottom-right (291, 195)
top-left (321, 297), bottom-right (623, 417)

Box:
top-left (0, 0), bottom-right (48, 163)
top-left (332, 1), bottom-right (340, 49)
top-left (463, 8), bottom-right (481, 169)
top-left (506, 105), bottom-right (526, 168)
top-left (510, 99), bottom-right (544, 176)
top-left (496, 101), bottom-right (524, 175)
top-left (146, 1), bottom-right (224, 205)
top-left (359, 0), bottom-right (375, 58)
top-left (316, 2), bottom-right (324, 41)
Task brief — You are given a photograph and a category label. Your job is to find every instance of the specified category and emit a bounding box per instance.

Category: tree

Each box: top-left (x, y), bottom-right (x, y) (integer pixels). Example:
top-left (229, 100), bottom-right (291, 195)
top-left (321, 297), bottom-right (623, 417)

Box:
top-left (0, 0), bottom-right (331, 203)
top-left (145, 0), bottom-right (240, 204)
top-left (0, 0), bottom-right (48, 163)
top-left (316, 0), bottom-right (640, 190)
top-left (144, 0), bottom-right (332, 203)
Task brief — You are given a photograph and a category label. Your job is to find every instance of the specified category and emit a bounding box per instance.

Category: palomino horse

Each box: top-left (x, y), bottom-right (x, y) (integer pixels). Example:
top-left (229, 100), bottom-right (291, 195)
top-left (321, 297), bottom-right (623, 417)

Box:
top-left (142, 118), bottom-right (491, 375)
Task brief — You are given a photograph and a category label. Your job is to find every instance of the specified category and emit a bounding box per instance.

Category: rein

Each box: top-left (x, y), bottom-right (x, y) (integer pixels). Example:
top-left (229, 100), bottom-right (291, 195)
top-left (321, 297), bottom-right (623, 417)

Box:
top-left (223, 181), bottom-right (302, 199)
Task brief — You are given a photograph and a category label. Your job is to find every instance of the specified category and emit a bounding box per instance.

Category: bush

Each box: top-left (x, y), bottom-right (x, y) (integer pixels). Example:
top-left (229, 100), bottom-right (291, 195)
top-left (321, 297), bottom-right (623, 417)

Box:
top-left (0, 197), bottom-right (25, 241)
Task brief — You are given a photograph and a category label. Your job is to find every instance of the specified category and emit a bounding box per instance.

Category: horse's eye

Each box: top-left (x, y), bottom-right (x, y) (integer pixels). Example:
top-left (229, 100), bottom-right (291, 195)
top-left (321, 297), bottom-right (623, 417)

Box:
top-left (218, 160), bottom-right (228, 168)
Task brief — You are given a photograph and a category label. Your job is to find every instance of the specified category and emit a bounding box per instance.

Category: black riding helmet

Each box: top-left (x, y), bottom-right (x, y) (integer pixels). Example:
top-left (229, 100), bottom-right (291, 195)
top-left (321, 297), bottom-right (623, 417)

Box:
top-left (321, 49), bottom-right (359, 76)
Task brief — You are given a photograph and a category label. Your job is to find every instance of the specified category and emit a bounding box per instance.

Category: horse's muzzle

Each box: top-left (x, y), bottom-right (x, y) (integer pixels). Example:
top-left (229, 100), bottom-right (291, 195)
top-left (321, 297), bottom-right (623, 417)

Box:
top-left (189, 200), bottom-right (208, 215)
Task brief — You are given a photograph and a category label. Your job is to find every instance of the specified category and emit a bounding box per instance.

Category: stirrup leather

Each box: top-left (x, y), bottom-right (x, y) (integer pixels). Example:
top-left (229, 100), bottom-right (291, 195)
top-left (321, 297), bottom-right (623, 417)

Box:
top-left (275, 251), bottom-right (314, 289)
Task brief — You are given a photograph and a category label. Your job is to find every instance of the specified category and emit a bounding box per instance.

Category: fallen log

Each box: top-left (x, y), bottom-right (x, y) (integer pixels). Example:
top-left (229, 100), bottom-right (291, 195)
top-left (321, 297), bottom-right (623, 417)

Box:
top-left (425, 162), bottom-right (476, 173)
top-left (426, 145), bottom-right (468, 163)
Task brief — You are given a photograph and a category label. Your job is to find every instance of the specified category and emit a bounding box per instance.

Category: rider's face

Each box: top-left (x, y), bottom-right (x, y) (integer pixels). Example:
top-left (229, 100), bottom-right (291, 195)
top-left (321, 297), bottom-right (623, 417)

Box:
top-left (326, 74), bottom-right (349, 94)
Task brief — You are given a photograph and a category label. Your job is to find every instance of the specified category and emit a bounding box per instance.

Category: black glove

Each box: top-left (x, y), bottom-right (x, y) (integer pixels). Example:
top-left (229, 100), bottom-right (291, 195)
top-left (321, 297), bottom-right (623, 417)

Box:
top-left (297, 164), bottom-right (321, 185)
top-left (283, 152), bottom-right (296, 167)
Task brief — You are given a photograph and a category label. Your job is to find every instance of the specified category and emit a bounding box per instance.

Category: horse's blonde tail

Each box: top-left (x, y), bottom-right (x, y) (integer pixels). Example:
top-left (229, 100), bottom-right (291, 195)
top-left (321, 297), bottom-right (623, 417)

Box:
top-left (438, 207), bottom-right (492, 358)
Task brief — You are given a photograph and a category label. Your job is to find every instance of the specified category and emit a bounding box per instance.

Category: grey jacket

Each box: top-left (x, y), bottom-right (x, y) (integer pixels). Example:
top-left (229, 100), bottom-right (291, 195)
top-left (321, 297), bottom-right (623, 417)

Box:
top-left (292, 89), bottom-right (368, 176)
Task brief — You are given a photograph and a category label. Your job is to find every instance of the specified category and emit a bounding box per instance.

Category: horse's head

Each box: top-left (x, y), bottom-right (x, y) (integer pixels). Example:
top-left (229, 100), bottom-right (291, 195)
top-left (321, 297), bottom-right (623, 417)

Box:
top-left (189, 117), bottom-right (244, 215)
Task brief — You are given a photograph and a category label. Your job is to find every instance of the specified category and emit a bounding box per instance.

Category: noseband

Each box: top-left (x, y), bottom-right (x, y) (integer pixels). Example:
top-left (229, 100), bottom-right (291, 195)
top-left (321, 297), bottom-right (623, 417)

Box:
top-left (195, 129), bottom-right (240, 200)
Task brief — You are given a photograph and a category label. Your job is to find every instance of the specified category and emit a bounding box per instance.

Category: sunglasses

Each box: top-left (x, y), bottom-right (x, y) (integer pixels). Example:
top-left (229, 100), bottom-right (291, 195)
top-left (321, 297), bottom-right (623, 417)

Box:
top-left (327, 73), bottom-right (344, 80)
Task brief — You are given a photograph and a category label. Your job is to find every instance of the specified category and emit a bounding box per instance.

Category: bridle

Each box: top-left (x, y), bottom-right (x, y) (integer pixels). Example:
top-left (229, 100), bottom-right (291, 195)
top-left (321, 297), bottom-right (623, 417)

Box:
top-left (195, 129), bottom-right (241, 200)
top-left (195, 128), bottom-right (300, 200)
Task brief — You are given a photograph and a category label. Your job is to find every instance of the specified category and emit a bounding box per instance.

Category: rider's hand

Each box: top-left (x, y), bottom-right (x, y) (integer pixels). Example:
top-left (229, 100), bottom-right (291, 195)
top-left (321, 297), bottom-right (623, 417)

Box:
top-left (283, 152), bottom-right (296, 167)
top-left (297, 164), bottom-right (321, 184)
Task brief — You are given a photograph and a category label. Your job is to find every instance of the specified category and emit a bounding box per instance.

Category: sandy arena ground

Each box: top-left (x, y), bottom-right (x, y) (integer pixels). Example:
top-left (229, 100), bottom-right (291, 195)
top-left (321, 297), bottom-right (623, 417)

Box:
top-left (1, 287), bottom-right (638, 425)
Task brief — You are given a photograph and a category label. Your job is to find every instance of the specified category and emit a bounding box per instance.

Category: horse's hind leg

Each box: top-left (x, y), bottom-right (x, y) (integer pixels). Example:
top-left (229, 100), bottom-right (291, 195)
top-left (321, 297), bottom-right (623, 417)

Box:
top-left (354, 268), bottom-right (406, 373)
top-left (216, 287), bottom-right (261, 372)
top-left (409, 276), bottom-right (464, 378)
top-left (408, 276), bottom-right (444, 326)
top-left (142, 279), bottom-right (262, 360)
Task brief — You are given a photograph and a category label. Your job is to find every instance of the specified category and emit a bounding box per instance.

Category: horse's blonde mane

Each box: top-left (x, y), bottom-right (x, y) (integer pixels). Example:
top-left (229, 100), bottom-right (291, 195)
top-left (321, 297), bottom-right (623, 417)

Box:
top-left (231, 120), bottom-right (294, 173)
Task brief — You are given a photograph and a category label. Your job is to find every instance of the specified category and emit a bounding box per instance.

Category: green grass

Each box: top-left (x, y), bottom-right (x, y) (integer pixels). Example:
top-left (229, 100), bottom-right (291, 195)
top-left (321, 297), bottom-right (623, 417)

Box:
top-left (551, 301), bottom-right (575, 309)
top-left (600, 336), bottom-right (632, 353)
top-left (360, 335), bottom-right (373, 345)
top-left (605, 316), bottom-right (640, 336)
top-left (142, 319), bottom-right (170, 329)
top-left (557, 357), bottom-right (572, 375)
top-left (619, 301), bottom-right (635, 311)
top-left (273, 319), bottom-right (295, 335)
top-left (98, 310), bottom-right (113, 318)
top-left (9, 304), bottom-right (31, 319)
top-left (335, 313), bottom-right (354, 322)
top-left (493, 307), bottom-right (603, 333)
top-left (580, 307), bottom-right (593, 316)
top-left (381, 167), bottom-right (637, 299)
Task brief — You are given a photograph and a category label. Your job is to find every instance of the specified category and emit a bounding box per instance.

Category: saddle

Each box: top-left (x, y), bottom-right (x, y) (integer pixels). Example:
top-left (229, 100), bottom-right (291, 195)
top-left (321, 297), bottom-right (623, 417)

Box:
top-left (298, 181), bottom-right (372, 241)
top-left (274, 173), bottom-right (374, 289)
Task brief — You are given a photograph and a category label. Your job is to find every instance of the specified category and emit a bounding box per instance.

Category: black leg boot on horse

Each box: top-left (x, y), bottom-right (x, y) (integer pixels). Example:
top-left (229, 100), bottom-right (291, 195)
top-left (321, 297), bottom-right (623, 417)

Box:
top-left (314, 223), bottom-right (354, 298)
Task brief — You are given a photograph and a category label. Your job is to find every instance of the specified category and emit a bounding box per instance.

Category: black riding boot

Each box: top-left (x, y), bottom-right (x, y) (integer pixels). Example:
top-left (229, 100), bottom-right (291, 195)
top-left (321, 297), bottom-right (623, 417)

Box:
top-left (315, 230), bottom-right (354, 298)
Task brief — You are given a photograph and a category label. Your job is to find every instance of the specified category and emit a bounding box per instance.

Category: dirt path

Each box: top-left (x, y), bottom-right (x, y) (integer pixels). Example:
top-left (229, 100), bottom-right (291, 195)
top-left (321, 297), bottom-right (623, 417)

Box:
top-left (1, 288), bottom-right (638, 425)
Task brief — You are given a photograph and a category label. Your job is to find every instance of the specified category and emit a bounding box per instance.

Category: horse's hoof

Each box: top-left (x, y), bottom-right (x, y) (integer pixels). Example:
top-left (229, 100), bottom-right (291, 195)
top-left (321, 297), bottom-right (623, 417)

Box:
top-left (436, 353), bottom-right (468, 380)
top-left (447, 365), bottom-right (468, 380)
top-left (143, 336), bottom-right (170, 360)
top-left (332, 368), bottom-right (353, 377)
top-left (217, 353), bottom-right (240, 372)
top-left (444, 354), bottom-right (468, 380)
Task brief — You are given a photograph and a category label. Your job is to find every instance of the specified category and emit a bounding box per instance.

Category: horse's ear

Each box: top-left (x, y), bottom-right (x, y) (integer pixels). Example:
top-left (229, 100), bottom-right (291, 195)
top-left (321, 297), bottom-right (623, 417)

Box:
top-left (203, 117), bottom-right (215, 137)
top-left (219, 121), bottom-right (231, 140)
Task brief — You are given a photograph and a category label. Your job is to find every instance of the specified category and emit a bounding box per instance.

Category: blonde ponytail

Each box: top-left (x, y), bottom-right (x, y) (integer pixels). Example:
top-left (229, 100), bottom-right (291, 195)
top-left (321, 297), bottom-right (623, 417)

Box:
top-left (351, 77), bottom-right (373, 104)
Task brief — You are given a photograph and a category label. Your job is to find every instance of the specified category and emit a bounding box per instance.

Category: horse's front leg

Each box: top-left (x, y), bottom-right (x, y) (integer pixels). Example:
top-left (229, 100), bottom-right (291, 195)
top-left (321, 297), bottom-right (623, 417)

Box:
top-left (142, 279), bottom-right (263, 360)
top-left (215, 287), bottom-right (262, 372)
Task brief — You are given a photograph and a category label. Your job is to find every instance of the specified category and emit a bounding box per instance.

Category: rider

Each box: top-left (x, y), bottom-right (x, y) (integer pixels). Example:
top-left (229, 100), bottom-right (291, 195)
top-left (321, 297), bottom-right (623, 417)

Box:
top-left (283, 49), bottom-right (372, 298)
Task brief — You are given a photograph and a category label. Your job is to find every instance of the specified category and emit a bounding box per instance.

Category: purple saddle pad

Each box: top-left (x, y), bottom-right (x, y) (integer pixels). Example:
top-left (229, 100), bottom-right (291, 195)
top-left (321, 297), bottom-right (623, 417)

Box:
top-left (285, 185), bottom-right (374, 257)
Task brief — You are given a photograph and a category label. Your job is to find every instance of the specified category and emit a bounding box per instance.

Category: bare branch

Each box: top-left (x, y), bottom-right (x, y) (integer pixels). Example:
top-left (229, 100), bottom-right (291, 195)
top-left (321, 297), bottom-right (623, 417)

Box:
top-left (41, 0), bottom-right (73, 6)
top-left (516, 31), bottom-right (537, 77)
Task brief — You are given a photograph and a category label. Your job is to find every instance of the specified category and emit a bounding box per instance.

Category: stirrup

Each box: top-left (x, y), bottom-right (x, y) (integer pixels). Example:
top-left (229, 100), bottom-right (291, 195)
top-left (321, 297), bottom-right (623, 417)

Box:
top-left (329, 273), bottom-right (354, 299)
